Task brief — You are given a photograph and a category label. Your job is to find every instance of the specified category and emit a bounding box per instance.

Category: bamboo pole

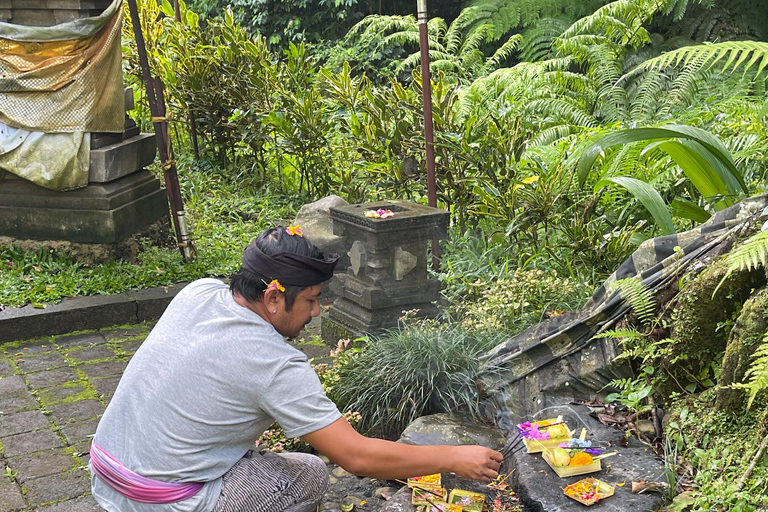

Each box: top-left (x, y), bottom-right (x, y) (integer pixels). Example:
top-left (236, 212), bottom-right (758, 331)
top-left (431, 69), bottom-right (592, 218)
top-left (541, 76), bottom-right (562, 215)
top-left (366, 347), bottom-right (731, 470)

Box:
top-left (126, 0), bottom-right (194, 262)
top-left (417, 0), bottom-right (440, 272)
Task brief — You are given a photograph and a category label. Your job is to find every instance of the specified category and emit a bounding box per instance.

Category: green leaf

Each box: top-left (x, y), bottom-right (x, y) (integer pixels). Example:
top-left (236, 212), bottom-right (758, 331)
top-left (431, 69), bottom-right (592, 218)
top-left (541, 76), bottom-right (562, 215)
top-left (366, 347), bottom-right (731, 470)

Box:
top-left (595, 176), bottom-right (675, 235)
top-left (671, 198), bottom-right (711, 223)
top-left (577, 125), bottom-right (746, 195)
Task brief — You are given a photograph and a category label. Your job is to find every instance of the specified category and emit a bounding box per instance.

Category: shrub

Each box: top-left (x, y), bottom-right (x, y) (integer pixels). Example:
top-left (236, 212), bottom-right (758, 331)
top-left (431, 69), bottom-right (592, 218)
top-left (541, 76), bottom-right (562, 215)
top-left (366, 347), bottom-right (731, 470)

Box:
top-left (455, 268), bottom-right (593, 335)
top-left (330, 320), bottom-right (505, 438)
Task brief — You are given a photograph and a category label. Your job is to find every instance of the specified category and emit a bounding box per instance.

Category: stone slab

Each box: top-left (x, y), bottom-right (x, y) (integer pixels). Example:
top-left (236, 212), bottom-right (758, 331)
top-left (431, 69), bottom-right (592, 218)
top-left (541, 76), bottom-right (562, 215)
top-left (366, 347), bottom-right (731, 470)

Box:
top-left (0, 410), bottom-right (50, 436)
top-left (48, 399), bottom-right (104, 424)
top-left (65, 345), bottom-right (116, 363)
top-left (510, 404), bottom-right (665, 512)
top-left (91, 376), bottom-right (120, 397)
top-left (9, 448), bottom-right (79, 483)
top-left (0, 477), bottom-right (26, 511)
top-left (59, 418), bottom-right (98, 445)
top-left (328, 296), bottom-right (440, 333)
top-left (24, 469), bottom-right (91, 507)
top-left (0, 294), bottom-right (135, 345)
top-left (77, 360), bottom-right (126, 379)
top-left (38, 383), bottom-right (89, 404)
top-left (88, 133), bottom-right (156, 183)
top-left (0, 375), bottom-right (28, 395)
top-left (54, 332), bottom-right (108, 349)
top-left (0, 360), bottom-right (12, 376)
top-left (0, 170), bottom-right (168, 243)
top-left (26, 367), bottom-right (79, 389)
top-left (0, 390), bottom-right (39, 413)
top-left (36, 495), bottom-right (105, 512)
top-left (1, 429), bottom-right (63, 457)
top-left (16, 353), bottom-right (68, 373)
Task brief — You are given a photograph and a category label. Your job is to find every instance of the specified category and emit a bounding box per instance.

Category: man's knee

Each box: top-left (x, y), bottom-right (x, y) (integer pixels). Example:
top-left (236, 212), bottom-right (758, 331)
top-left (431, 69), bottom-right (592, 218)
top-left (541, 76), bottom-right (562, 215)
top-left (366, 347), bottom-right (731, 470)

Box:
top-left (293, 453), bottom-right (329, 496)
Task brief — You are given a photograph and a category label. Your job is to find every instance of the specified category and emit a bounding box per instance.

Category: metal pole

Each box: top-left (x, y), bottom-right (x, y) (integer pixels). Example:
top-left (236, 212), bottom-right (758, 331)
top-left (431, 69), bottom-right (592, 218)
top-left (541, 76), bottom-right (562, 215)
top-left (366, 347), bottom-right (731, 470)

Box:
top-left (127, 0), bottom-right (194, 263)
top-left (417, 0), bottom-right (440, 272)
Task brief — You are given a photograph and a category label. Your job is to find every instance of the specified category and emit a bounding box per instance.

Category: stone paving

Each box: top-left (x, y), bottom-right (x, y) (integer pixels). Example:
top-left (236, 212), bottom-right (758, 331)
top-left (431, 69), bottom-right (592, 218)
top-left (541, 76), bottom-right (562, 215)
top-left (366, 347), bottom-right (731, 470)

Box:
top-left (0, 319), bottom-right (389, 512)
top-left (0, 324), bottom-right (153, 511)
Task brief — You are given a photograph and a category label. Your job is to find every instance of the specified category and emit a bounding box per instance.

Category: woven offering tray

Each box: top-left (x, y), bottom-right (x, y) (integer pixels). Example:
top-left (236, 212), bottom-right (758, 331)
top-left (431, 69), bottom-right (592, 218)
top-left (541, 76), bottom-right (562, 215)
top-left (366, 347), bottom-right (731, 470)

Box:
top-left (564, 478), bottom-right (615, 506)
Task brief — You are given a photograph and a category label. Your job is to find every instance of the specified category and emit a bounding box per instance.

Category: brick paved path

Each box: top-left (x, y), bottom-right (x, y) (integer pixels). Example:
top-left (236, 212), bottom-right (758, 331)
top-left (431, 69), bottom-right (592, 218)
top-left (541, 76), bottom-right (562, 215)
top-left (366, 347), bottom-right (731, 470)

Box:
top-left (0, 324), bottom-right (154, 511)
top-left (0, 318), bottom-right (340, 512)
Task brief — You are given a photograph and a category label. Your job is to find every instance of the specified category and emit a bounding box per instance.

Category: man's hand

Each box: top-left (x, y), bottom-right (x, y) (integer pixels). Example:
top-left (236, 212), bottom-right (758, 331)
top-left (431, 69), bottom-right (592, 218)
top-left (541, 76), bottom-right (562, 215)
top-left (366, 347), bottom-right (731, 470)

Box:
top-left (446, 445), bottom-right (503, 482)
top-left (303, 417), bottom-right (505, 482)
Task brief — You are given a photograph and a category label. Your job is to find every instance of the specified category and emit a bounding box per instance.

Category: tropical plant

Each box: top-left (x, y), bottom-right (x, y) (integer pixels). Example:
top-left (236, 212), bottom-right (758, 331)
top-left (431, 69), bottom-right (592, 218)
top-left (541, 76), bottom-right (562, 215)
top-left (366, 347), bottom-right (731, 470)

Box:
top-left (344, 14), bottom-right (522, 82)
top-left (330, 321), bottom-right (506, 437)
top-left (577, 124), bottom-right (747, 232)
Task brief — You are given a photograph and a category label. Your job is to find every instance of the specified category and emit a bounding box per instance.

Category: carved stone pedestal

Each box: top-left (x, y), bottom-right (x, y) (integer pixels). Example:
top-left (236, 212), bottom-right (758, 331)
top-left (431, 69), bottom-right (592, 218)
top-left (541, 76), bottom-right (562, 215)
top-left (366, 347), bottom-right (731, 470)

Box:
top-left (322, 201), bottom-right (449, 340)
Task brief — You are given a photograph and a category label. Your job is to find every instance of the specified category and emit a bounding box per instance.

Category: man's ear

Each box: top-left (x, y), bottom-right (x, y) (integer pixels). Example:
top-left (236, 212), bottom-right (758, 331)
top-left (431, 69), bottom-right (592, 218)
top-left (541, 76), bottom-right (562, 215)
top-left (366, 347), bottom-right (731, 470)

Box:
top-left (262, 287), bottom-right (284, 310)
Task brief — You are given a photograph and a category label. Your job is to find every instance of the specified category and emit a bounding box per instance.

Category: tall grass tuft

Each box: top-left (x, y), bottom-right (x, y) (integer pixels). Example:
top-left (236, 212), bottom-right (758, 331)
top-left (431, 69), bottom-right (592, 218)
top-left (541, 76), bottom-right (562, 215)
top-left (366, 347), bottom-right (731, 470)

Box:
top-left (330, 321), bottom-right (505, 438)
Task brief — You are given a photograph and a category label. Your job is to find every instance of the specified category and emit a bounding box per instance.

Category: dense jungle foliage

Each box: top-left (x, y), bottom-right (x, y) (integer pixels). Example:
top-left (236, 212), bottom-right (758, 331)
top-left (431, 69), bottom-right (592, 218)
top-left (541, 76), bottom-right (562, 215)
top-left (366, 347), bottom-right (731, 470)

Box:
top-left (113, 1), bottom-right (768, 509)
top-left (1, 0), bottom-right (767, 509)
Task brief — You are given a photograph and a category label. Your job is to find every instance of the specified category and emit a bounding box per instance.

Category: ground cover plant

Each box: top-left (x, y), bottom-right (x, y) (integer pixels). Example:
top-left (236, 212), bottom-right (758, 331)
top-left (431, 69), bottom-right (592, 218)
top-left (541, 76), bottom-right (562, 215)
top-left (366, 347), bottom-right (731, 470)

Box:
top-left (3, 0), bottom-right (768, 508)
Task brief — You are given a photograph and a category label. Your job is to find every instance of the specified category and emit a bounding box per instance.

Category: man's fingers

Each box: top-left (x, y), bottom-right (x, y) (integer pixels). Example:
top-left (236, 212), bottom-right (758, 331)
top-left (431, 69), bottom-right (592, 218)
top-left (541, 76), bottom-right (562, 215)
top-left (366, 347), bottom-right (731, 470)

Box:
top-left (489, 450), bottom-right (504, 463)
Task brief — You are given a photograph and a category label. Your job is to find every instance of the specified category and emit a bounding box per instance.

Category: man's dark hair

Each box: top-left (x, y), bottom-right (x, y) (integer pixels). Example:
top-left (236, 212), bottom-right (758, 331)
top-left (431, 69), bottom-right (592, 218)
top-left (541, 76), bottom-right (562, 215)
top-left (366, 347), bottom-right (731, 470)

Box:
top-left (230, 227), bottom-right (324, 311)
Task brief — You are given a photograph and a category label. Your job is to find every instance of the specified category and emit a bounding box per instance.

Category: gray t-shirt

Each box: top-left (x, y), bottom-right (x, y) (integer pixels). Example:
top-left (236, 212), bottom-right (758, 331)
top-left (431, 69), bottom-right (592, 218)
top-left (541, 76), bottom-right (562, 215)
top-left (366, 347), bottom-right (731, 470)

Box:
top-left (91, 278), bottom-right (341, 512)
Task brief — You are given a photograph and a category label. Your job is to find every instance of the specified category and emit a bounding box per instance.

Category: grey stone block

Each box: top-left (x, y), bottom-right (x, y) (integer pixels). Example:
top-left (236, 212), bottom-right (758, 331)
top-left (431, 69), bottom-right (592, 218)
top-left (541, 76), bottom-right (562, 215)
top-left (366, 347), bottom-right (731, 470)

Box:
top-left (25, 367), bottom-right (79, 389)
top-left (127, 283), bottom-right (188, 321)
top-left (88, 133), bottom-right (157, 183)
top-left (0, 293), bottom-right (136, 344)
top-left (0, 375), bottom-right (27, 395)
top-left (36, 495), bottom-right (105, 512)
top-left (23, 469), bottom-right (91, 507)
top-left (9, 448), bottom-right (79, 483)
top-left (0, 477), bottom-right (26, 511)
top-left (48, 399), bottom-right (104, 424)
top-left (0, 390), bottom-right (38, 414)
top-left (59, 418), bottom-right (98, 445)
top-left (0, 410), bottom-right (50, 437)
top-left (0, 360), bottom-right (13, 377)
top-left (54, 332), bottom-right (107, 349)
top-left (77, 360), bottom-right (126, 379)
top-left (0, 0), bottom-right (11, 10)
top-left (9, 8), bottom-right (56, 25)
top-left (0, 9), bottom-right (11, 20)
top-left (124, 86), bottom-right (134, 111)
top-left (1, 429), bottom-right (63, 457)
top-left (91, 376), bottom-right (120, 397)
top-left (0, 170), bottom-right (169, 244)
top-left (16, 353), bottom-right (68, 373)
top-left (46, 0), bottom-right (112, 8)
top-left (65, 345), bottom-right (115, 363)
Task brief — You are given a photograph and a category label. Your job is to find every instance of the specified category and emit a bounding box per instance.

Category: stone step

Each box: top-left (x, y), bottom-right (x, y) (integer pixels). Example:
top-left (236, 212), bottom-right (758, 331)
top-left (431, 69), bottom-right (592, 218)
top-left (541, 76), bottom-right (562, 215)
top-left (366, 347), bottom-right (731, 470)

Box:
top-left (89, 133), bottom-right (156, 183)
top-left (0, 170), bottom-right (168, 244)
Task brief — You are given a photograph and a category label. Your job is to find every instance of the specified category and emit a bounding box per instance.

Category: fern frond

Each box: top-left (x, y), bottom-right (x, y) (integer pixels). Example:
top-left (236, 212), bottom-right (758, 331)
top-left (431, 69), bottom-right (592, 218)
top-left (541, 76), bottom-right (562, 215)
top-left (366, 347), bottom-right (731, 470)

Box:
top-left (724, 229), bottom-right (768, 276)
top-left (608, 278), bottom-right (656, 325)
top-left (632, 42), bottom-right (768, 80)
top-left (732, 334), bottom-right (768, 409)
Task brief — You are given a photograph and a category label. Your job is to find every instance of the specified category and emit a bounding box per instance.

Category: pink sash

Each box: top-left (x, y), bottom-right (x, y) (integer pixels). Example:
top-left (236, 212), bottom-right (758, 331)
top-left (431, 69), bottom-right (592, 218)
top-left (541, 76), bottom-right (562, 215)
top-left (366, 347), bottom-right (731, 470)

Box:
top-left (90, 442), bottom-right (204, 504)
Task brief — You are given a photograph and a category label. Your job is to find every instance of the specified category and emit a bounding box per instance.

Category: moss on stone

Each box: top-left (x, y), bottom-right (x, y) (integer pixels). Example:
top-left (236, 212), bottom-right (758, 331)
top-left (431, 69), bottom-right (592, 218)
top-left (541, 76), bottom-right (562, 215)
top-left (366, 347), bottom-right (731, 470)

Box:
top-left (715, 286), bottom-right (768, 414)
top-left (669, 257), bottom-right (765, 388)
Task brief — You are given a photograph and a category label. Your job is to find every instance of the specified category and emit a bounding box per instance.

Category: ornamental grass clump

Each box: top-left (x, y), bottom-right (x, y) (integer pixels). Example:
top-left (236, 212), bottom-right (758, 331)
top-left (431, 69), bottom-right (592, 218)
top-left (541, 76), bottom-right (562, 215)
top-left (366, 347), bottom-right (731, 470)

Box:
top-left (329, 321), bottom-right (505, 438)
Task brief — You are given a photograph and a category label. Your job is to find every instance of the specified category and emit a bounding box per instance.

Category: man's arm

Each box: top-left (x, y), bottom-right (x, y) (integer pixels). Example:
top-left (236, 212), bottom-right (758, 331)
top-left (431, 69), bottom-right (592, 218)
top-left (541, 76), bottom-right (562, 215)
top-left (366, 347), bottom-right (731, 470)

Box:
top-left (302, 417), bottom-right (503, 482)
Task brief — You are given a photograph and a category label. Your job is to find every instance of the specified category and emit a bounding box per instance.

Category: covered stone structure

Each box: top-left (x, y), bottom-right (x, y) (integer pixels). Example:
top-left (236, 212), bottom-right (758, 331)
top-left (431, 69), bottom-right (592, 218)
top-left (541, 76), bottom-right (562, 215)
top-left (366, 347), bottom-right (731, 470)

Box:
top-left (0, 0), bottom-right (168, 258)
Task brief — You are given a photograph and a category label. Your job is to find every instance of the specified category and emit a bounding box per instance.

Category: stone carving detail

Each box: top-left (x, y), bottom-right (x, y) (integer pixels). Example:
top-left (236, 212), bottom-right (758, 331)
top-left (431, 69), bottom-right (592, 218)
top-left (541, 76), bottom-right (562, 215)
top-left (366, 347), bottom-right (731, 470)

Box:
top-left (394, 246), bottom-right (417, 281)
top-left (349, 241), bottom-right (367, 277)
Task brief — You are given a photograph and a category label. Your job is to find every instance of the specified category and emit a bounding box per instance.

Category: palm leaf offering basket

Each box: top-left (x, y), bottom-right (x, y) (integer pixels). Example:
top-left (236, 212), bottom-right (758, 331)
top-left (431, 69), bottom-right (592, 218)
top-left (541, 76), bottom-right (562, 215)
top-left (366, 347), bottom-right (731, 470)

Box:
top-left (563, 478), bottom-right (615, 506)
top-left (518, 416), bottom-right (573, 453)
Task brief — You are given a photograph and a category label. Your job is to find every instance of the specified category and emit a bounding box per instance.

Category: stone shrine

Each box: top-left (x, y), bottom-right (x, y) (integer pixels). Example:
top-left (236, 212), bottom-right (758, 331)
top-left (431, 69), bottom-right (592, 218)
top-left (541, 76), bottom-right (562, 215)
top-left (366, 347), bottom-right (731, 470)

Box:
top-left (323, 201), bottom-right (449, 338)
top-left (0, 0), bottom-right (168, 256)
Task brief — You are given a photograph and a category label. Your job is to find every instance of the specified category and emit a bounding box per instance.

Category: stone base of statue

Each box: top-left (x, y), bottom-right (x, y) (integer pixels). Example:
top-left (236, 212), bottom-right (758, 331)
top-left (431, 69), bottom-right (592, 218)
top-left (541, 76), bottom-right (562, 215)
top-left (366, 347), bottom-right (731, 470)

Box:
top-left (321, 201), bottom-right (449, 341)
top-left (0, 131), bottom-right (168, 256)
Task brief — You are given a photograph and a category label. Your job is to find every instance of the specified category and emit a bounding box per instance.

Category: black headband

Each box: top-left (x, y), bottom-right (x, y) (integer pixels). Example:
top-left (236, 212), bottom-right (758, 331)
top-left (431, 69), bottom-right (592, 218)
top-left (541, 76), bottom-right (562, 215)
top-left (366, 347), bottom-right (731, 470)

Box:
top-left (242, 243), bottom-right (339, 287)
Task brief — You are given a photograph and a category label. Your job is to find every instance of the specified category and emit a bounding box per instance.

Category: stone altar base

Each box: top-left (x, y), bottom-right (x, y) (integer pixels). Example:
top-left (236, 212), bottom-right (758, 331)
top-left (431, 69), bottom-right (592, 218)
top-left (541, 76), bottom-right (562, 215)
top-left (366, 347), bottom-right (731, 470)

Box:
top-left (0, 170), bottom-right (167, 245)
